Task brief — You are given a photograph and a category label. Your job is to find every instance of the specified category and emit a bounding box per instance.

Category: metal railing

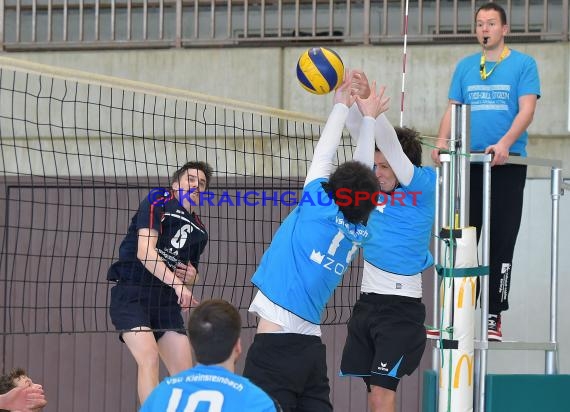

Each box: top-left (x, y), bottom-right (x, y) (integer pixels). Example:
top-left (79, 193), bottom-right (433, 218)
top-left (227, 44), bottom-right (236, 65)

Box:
top-left (0, 0), bottom-right (568, 51)
top-left (432, 104), bottom-right (565, 412)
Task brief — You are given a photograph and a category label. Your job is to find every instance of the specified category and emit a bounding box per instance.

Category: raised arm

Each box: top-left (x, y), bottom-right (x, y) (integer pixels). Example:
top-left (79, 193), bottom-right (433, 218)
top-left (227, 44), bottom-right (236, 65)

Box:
top-left (374, 114), bottom-right (414, 186)
top-left (345, 70), bottom-right (371, 143)
top-left (304, 71), bottom-right (355, 187)
top-left (348, 71), bottom-right (413, 185)
top-left (352, 81), bottom-right (391, 167)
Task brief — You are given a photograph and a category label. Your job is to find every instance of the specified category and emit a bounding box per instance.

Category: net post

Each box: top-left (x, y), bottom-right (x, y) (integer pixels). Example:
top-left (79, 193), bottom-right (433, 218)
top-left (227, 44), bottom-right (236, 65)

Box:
top-left (546, 167), bottom-right (562, 374)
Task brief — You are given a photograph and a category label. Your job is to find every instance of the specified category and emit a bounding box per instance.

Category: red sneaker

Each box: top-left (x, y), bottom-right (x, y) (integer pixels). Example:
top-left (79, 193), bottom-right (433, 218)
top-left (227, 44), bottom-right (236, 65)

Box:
top-left (488, 314), bottom-right (502, 342)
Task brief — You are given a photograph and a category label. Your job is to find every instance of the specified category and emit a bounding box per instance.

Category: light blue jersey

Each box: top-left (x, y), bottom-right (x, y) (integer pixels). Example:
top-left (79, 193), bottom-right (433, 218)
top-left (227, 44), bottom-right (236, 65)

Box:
top-left (449, 49), bottom-right (540, 156)
top-left (363, 166), bottom-right (436, 275)
top-left (140, 364), bottom-right (277, 412)
top-left (251, 178), bottom-right (370, 324)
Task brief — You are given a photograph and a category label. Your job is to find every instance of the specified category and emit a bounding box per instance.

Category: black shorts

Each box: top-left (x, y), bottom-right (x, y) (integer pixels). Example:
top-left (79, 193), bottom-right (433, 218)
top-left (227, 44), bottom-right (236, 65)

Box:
top-left (340, 293), bottom-right (426, 391)
top-left (243, 333), bottom-right (332, 412)
top-left (109, 283), bottom-right (185, 342)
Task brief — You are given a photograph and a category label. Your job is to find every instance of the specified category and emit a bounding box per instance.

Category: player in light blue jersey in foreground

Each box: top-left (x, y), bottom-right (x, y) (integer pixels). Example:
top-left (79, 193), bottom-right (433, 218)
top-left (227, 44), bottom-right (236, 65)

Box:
top-left (340, 71), bottom-right (436, 412)
top-left (243, 71), bottom-right (389, 412)
top-left (140, 299), bottom-right (279, 412)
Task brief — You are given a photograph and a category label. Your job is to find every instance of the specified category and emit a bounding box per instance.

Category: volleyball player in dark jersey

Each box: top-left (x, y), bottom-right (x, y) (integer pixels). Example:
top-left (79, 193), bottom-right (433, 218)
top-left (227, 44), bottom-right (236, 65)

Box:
top-left (108, 161), bottom-right (213, 404)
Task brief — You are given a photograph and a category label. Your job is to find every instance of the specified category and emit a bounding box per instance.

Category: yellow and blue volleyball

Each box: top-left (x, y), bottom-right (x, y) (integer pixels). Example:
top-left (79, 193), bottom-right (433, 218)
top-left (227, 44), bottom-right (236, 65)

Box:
top-left (296, 47), bottom-right (344, 95)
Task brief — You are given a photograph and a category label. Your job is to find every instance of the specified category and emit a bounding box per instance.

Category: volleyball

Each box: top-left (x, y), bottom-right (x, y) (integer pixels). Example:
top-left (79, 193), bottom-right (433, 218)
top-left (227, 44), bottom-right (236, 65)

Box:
top-left (296, 47), bottom-right (344, 95)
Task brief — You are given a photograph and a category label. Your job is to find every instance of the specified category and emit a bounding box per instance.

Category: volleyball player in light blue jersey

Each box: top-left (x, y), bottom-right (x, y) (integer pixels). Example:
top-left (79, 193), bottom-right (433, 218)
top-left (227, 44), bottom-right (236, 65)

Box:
top-left (340, 71), bottom-right (436, 412)
top-left (243, 72), bottom-right (389, 412)
top-left (140, 300), bottom-right (279, 412)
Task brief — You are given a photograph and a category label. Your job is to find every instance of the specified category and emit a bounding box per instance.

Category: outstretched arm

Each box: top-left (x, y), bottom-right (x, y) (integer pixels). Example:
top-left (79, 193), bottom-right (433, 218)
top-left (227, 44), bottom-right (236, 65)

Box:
top-left (374, 114), bottom-right (414, 186)
top-left (345, 70), bottom-right (371, 143)
top-left (349, 70), bottom-right (414, 186)
top-left (304, 71), bottom-right (355, 187)
top-left (352, 81), bottom-right (390, 167)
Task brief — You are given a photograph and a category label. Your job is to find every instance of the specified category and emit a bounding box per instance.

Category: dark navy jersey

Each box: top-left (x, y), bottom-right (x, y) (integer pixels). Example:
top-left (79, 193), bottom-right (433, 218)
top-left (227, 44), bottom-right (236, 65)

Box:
top-left (107, 190), bottom-right (208, 285)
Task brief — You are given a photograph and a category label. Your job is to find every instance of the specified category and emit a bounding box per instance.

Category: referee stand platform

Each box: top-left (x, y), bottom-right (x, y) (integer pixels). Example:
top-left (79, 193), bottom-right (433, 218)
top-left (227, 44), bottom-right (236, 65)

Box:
top-left (423, 104), bottom-right (570, 412)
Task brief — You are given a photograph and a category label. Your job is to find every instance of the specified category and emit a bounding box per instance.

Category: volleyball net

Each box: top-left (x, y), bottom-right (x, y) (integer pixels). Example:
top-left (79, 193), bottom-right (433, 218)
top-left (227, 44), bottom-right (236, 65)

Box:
top-left (0, 56), bottom-right (363, 334)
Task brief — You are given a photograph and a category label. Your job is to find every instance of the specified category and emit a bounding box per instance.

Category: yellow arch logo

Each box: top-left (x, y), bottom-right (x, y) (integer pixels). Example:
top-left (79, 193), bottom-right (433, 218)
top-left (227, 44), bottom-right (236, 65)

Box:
top-left (453, 354), bottom-right (473, 388)
top-left (457, 277), bottom-right (476, 308)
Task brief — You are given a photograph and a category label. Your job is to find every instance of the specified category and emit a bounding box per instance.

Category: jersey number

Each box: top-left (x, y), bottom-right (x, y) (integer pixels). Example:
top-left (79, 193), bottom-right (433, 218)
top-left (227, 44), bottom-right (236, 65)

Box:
top-left (328, 229), bottom-right (358, 264)
top-left (171, 224), bottom-right (193, 249)
top-left (166, 388), bottom-right (224, 412)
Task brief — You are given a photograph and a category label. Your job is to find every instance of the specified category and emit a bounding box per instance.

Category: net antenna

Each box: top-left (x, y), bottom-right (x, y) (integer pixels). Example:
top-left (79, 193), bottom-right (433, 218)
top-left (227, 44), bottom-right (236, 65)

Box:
top-left (399, 0), bottom-right (411, 127)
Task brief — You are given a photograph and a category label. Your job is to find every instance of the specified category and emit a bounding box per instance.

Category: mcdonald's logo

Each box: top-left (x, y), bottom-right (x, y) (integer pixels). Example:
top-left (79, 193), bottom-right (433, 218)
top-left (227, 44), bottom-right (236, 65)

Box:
top-left (457, 277), bottom-right (476, 308)
top-left (453, 354), bottom-right (473, 388)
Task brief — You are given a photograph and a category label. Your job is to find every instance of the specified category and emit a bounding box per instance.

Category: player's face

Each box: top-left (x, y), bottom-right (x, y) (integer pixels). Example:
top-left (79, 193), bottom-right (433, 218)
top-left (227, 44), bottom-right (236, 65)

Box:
top-left (13, 376), bottom-right (46, 411)
top-left (374, 151), bottom-right (397, 192)
top-left (14, 374), bottom-right (33, 388)
top-left (172, 168), bottom-right (208, 208)
top-left (476, 9), bottom-right (508, 49)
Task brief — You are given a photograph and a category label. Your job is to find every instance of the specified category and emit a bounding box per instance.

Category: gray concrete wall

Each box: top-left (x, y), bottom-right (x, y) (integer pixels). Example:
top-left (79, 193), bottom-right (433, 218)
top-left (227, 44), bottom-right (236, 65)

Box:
top-left (9, 42), bottom-right (569, 176)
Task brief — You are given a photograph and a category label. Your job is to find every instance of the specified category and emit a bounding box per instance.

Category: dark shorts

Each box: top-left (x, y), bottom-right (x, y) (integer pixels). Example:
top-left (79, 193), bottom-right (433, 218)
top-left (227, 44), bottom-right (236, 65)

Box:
top-left (243, 333), bottom-right (332, 412)
top-left (109, 283), bottom-right (185, 342)
top-left (340, 293), bottom-right (426, 391)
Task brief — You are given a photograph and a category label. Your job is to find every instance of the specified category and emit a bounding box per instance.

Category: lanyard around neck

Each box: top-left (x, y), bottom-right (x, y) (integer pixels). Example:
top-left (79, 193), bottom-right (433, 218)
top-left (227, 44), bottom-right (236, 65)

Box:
top-left (479, 45), bottom-right (509, 80)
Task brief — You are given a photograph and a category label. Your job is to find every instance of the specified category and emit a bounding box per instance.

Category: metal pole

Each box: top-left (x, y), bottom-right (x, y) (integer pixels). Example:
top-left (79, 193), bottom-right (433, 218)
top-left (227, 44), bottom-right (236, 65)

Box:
top-left (475, 156), bottom-right (491, 412)
top-left (432, 166), bottom-right (441, 372)
top-left (459, 105), bottom-right (470, 227)
top-left (546, 167), bottom-right (561, 374)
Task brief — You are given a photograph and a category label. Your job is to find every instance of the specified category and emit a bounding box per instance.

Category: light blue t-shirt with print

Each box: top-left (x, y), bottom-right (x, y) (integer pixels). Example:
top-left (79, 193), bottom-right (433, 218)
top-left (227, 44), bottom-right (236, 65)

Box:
top-left (140, 364), bottom-right (277, 412)
top-left (363, 166), bottom-right (436, 275)
top-left (251, 177), bottom-right (370, 324)
top-left (448, 49), bottom-right (540, 156)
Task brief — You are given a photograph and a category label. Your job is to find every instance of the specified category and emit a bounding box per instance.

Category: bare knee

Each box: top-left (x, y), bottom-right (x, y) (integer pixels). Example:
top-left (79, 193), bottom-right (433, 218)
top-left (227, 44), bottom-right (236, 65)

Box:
top-left (368, 385), bottom-right (396, 412)
top-left (123, 331), bottom-right (161, 371)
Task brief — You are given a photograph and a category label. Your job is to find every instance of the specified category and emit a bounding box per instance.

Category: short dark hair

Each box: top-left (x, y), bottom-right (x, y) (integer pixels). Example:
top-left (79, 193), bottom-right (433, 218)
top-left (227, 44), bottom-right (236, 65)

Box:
top-left (0, 368), bottom-right (27, 412)
top-left (476, 2), bottom-right (507, 25)
top-left (327, 160), bottom-right (379, 225)
top-left (395, 126), bottom-right (422, 167)
top-left (171, 161), bottom-right (214, 189)
top-left (187, 299), bottom-right (241, 365)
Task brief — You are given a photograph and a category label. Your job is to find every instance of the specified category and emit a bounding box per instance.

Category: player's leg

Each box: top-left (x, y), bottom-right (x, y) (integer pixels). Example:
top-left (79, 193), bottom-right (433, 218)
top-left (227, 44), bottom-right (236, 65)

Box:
top-left (109, 284), bottom-right (160, 404)
top-left (157, 331), bottom-right (193, 375)
top-left (340, 296), bottom-right (375, 378)
top-left (155, 287), bottom-right (193, 375)
top-left (244, 333), bottom-right (321, 411)
top-left (122, 329), bottom-right (161, 404)
top-left (295, 337), bottom-right (332, 412)
top-left (369, 385), bottom-right (396, 412)
top-left (487, 165), bottom-right (527, 340)
top-left (366, 294), bottom-right (426, 412)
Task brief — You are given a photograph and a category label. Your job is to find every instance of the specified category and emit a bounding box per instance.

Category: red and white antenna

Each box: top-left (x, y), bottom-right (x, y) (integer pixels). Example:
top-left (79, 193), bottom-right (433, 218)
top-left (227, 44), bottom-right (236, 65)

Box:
top-left (400, 0), bottom-right (410, 127)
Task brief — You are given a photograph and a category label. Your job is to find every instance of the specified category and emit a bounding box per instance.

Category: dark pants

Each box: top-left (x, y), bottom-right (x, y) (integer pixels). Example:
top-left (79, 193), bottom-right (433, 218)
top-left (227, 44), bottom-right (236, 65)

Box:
top-left (243, 333), bottom-right (332, 412)
top-left (470, 163), bottom-right (527, 315)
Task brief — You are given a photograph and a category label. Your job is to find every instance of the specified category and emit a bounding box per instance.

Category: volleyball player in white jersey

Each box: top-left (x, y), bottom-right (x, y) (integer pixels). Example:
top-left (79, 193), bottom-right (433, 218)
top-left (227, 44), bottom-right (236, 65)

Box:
top-left (340, 71), bottom-right (436, 412)
top-left (243, 71), bottom-right (389, 412)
